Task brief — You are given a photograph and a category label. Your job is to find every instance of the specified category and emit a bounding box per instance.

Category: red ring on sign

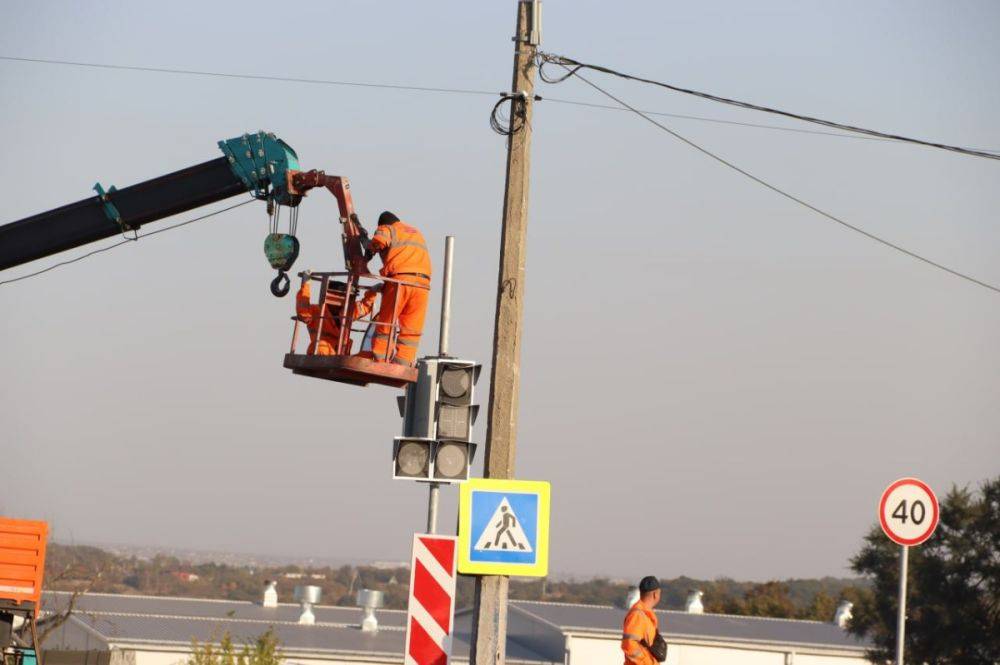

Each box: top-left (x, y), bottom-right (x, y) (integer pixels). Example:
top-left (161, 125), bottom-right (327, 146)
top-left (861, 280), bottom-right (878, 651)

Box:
top-left (878, 477), bottom-right (939, 546)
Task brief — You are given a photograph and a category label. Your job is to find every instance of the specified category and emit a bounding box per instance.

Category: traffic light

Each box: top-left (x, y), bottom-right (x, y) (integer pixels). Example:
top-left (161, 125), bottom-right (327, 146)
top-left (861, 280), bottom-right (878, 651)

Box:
top-left (393, 358), bottom-right (481, 484)
top-left (392, 437), bottom-right (477, 483)
top-left (435, 359), bottom-right (481, 442)
top-left (393, 437), bottom-right (433, 480)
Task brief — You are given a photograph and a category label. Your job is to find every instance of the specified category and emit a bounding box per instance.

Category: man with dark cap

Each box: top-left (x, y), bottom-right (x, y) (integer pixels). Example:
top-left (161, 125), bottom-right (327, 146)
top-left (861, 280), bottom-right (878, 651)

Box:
top-left (362, 211), bottom-right (432, 366)
top-left (621, 576), bottom-right (662, 665)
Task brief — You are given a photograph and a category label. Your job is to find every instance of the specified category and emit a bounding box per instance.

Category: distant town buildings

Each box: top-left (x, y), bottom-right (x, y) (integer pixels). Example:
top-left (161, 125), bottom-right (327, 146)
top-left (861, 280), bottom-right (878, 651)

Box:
top-left (41, 589), bottom-right (869, 665)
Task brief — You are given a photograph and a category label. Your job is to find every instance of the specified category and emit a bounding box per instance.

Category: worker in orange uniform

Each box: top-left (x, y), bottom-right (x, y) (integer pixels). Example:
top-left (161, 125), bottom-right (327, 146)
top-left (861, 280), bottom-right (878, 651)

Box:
top-left (295, 277), bottom-right (379, 355)
top-left (362, 211), bottom-right (431, 366)
top-left (621, 576), bottom-right (666, 665)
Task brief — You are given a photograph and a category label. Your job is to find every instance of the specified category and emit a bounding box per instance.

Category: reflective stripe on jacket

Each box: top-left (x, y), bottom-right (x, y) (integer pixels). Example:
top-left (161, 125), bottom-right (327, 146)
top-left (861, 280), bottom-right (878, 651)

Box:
top-left (370, 221), bottom-right (432, 279)
top-left (621, 602), bottom-right (657, 665)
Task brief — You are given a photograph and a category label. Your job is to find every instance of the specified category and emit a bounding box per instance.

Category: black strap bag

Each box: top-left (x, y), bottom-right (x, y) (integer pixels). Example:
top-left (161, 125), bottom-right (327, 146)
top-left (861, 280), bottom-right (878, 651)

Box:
top-left (643, 630), bottom-right (667, 662)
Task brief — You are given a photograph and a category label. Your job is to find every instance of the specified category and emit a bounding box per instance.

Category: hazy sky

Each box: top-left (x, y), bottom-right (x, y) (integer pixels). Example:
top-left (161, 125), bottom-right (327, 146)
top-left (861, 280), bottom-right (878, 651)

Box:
top-left (2, 1), bottom-right (998, 582)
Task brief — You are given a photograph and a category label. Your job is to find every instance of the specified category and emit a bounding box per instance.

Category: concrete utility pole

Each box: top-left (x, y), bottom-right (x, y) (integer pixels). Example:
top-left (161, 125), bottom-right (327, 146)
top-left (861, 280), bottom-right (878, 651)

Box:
top-left (470, 1), bottom-right (539, 664)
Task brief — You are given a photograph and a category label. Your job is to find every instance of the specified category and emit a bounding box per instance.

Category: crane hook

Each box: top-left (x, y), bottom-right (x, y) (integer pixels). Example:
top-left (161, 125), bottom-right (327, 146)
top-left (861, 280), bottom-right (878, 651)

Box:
top-left (270, 270), bottom-right (291, 297)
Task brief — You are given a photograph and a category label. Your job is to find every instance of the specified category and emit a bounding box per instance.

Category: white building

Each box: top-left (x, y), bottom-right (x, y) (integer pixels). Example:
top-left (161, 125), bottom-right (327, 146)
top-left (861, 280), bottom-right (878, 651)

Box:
top-left (41, 591), bottom-right (870, 665)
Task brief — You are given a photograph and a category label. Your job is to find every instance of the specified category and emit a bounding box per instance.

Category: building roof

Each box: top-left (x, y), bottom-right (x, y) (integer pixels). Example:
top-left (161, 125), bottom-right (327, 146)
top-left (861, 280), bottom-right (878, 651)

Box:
top-left (42, 592), bottom-right (868, 660)
top-left (41, 592), bottom-right (556, 664)
top-left (510, 600), bottom-right (870, 652)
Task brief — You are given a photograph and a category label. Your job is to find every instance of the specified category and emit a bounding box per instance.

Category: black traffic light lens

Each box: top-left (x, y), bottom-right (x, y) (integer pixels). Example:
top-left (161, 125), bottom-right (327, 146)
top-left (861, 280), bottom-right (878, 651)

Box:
top-left (434, 442), bottom-right (469, 480)
top-left (396, 440), bottom-right (430, 477)
top-left (440, 367), bottom-right (472, 399)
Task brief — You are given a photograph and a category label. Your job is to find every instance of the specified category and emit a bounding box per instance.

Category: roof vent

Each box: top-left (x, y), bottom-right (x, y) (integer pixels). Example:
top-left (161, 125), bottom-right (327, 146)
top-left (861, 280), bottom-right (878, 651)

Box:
top-left (685, 590), bottom-right (704, 614)
top-left (262, 580), bottom-right (278, 608)
top-left (624, 587), bottom-right (640, 609)
top-left (294, 585), bottom-right (321, 625)
top-left (834, 600), bottom-right (853, 628)
top-left (357, 589), bottom-right (385, 633)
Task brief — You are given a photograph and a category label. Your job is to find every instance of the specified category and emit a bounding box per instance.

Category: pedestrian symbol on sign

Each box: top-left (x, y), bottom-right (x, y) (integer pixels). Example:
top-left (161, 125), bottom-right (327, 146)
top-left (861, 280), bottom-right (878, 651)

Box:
top-left (474, 498), bottom-right (532, 552)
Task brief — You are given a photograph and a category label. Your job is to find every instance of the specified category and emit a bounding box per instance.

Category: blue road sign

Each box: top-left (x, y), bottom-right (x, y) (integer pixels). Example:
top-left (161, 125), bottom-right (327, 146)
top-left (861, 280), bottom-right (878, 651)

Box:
top-left (458, 478), bottom-right (550, 576)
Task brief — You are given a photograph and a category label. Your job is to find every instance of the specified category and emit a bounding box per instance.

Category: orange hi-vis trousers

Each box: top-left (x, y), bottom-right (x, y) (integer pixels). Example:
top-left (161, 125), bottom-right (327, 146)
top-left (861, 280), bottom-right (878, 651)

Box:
top-left (370, 276), bottom-right (430, 366)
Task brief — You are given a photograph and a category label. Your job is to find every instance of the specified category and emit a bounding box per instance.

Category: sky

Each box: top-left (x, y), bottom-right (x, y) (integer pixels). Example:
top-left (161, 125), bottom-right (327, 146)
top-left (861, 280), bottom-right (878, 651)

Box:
top-left (1, 1), bottom-right (998, 583)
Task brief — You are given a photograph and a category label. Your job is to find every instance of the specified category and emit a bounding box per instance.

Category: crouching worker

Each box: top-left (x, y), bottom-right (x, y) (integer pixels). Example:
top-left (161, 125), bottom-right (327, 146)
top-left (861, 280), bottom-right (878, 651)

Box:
top-left (362, 211), bottom-right (431, 366)
top-left (295, 277), bottom-right (342, 355)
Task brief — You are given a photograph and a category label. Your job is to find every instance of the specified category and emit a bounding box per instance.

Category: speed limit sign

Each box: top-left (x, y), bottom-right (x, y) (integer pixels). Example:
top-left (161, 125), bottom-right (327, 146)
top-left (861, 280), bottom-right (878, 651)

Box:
top-left (879, 477), bottom-right (939, 546)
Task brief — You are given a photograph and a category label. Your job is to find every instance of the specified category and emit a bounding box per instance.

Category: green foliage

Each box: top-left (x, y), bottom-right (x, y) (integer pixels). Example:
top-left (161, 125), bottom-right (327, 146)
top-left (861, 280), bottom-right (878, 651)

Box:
top-left (187, 629), bottom-right (281, 665)
top-left (45, 543), bottom-right (866, 621)
top-left (849, 476), bottom-right (1000, 663)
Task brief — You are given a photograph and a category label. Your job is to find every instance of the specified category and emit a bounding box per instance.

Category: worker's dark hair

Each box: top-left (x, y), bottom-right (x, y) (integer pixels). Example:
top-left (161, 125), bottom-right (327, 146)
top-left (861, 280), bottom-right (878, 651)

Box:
top-left (378, 211), bottom-right (400, 226)
top-left (639, 576), bottom-right (660, 594)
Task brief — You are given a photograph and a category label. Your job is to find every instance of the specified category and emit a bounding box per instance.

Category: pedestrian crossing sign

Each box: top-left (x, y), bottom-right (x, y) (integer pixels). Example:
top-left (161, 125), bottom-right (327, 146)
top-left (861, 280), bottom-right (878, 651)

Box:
top-left (458, 478), bottom-right (550, 577)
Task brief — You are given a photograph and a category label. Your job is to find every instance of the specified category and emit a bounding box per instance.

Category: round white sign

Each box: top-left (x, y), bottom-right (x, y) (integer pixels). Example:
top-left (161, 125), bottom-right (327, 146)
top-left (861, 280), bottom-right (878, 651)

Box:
top-left (879, 477), bottom-right (939, 546)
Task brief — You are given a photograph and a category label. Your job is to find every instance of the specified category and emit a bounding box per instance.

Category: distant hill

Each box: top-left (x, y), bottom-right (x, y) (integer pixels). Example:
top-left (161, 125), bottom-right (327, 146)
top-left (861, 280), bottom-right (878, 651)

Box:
top-left (45, 543), bottom-right (867, 621)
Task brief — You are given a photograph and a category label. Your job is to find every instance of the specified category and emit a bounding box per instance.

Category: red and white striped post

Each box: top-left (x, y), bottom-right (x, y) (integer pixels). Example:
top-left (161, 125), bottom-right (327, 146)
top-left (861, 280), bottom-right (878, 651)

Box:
top-left (405, 534), bottom-right (458, 665)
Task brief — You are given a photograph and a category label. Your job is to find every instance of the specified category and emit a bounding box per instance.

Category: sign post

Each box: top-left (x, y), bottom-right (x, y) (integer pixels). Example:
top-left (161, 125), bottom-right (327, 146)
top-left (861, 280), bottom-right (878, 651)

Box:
top-left (404, 534), bottom-right (458, 665)
top-left (878, 478), bottom-right (939, 665)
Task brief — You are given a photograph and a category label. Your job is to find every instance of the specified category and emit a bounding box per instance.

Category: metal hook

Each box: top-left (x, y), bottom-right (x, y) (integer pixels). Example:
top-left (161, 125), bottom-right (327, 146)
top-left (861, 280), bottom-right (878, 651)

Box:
top-left (270, 270), bottom-right (291, 297)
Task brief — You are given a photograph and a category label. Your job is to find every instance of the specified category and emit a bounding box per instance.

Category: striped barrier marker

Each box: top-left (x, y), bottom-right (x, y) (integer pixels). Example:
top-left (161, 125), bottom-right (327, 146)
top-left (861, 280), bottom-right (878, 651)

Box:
top-left (405, 534), bottom-right (458, 665)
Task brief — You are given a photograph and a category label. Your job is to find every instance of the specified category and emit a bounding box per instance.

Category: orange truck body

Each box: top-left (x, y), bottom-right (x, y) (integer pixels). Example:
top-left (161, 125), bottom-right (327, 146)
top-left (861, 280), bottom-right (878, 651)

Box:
top-left (0, 517), bottom-right (48, 609)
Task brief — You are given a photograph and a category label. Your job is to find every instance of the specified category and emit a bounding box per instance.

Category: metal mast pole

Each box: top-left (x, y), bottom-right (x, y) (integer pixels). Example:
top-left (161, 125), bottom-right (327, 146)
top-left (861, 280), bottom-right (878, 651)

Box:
top-left (426, 236), bottom-right (455, 534)
top-left (896, 545), bottom-right (908, 665)
top-left (470, 1), bottom-right (539, 663)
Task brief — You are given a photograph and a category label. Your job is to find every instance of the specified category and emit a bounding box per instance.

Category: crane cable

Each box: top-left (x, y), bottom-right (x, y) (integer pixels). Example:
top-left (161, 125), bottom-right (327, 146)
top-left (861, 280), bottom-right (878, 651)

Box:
top-left (537, 52), bottom-right (1000, 162)
top-left (540, 62), bottom-right (1000, 296)
top-left (0, 199), bottom-right (255, 287)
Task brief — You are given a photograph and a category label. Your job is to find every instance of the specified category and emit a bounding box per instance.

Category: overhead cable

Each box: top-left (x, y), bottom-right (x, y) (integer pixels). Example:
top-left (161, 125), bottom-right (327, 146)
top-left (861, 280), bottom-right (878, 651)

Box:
top-left (537, 52), bottom-right (1000, 162)
top-left (0, 199), bottom-right (255, 286)
top-left (0, 55), bottom-right (500, 97)
top-left (7, 54), bottom-right (998, 152)
top-left (543, 96), bottom-right (1000, 152)
top-left (547, 64), bottom-right (1000, 296)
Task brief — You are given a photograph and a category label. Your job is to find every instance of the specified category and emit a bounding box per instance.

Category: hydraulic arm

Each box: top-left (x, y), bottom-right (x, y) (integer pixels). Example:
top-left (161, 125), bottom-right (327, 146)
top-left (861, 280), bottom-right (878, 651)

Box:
top-left (0, 132), bottom-right (299, 272)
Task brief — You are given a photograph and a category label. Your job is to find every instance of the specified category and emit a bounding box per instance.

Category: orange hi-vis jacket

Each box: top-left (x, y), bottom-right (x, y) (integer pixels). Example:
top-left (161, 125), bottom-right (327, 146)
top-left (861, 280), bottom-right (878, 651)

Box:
top-left (370, 221), bottom-right (431, 278)
top-left (621, 602), bottom-right (658, 665)
top-left (296, 281), bottom-right (377, 355)
top-left (367, 220), bottom-right (432, 366)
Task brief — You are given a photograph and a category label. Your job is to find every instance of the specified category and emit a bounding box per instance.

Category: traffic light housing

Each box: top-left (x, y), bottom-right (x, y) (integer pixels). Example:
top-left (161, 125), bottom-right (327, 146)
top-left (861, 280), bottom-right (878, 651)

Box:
top-left (393, 358), bottom-right (481, 484)
top-left (392, 437), bottom-right (477, 483)
top-left (435, 359), bottom-right (481, 442)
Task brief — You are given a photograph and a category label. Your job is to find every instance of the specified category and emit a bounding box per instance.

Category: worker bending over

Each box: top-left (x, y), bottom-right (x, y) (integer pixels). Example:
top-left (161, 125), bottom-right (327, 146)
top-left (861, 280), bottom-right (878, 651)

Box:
top-left (363, 211), bottom-right (431, 366)
top-left (621, 577), bottom-right (666, 665)
top-left (295, 276), bottom-right (380, 355)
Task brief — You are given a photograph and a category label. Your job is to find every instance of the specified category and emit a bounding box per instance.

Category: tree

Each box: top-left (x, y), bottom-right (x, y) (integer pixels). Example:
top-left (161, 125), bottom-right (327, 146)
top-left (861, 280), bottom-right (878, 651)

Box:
top-left (188, 629), bottom-right (282, 665)
top-left (849, 476), bottom-right (1000, 663)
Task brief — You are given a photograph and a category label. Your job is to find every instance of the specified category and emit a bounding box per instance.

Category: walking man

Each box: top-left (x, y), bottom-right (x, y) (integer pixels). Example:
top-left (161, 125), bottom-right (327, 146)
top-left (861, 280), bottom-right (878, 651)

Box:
top-left (622, 576), bottom-right (663, 665)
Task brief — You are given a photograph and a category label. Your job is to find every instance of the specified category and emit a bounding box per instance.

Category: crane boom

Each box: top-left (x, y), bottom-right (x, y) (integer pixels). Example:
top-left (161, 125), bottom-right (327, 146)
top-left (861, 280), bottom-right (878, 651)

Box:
top-left (0, 131), bottom-right (299, 271)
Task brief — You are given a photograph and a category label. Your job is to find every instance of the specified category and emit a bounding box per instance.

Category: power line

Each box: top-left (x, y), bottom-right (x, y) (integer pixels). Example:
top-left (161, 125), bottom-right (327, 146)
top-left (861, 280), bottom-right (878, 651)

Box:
top-left (543, 96), bottom-right (1000, 152)
top-left (0, 199), bottom-right (255, 286)
top-left (0, 55), bottom-right (500, 97)
top-left (538, 52), bottom-right (1000, 162)
top-left (551, 64), bottom-right (1000, 296)
top-left (6, 54), bottom-right (997, 153)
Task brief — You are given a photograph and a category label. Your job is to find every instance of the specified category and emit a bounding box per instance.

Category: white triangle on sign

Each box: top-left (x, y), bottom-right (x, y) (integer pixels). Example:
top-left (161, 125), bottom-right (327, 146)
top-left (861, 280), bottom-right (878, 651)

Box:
top-left (474, 497), bottom-right (533, 553)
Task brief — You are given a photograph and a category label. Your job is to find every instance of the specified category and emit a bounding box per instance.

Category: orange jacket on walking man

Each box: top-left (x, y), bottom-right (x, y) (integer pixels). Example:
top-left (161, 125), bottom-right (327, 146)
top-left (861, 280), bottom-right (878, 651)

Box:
top-left (622, 576), bottom-right (667, 665)
top-left (362, 211), bottom-right (432, 366)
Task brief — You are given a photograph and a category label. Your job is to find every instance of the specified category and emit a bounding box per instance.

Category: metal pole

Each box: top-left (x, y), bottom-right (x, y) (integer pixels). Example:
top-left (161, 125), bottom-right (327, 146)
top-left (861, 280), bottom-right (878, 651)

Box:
top-left (427, 483), bottom-right (441, 534)
top-left (426, 236), bottom-right (455, 535)
top-left (439, 236), bottom-right (455, 357)
top-left (471, 2), bottom-right (539, 664)
top-left (896, 545), bottom-right (908, 665)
